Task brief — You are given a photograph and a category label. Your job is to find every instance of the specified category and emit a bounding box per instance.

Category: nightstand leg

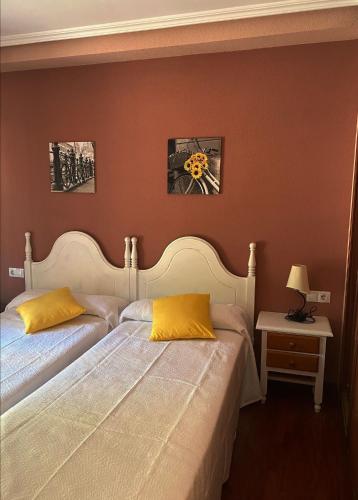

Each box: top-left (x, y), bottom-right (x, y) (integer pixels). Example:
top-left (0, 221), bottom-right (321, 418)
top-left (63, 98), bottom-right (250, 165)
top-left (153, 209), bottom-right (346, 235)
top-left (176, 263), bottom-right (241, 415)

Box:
top-left (260, 331), bottom-right (268, 403)
top-left (261, 373), bottom-right (267, 403)
top-left (314, 338), bottom-right (326, 413)
top-left (314, 404), bottom-right (321, 413)
top-left (314, 377), bottom-right (323, 412)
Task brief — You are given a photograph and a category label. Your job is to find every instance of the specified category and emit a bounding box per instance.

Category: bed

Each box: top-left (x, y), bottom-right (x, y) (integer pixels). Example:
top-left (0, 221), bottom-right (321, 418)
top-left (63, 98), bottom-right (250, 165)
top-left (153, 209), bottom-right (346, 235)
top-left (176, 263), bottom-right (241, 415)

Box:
top-left (0, 231), bottom-right (132, 414)
top-left (1, 236), bottom-right (262, 500)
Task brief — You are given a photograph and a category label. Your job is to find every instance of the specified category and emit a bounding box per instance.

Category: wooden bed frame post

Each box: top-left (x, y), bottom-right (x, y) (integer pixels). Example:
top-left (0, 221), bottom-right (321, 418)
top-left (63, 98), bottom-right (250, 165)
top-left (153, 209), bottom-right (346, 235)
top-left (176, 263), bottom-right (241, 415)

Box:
top-left (130, 237), bottom-right (138, 301)
top-left (131, 237), bottom-right (138, 269)
top-left (247, 242), bottom-right (256, 335)
top-left (248, 243), bottom-right (256, 278)
top-left (124, 237), bottom-right (131, 268)
top-left (24, 232), bottom-right (33, 290)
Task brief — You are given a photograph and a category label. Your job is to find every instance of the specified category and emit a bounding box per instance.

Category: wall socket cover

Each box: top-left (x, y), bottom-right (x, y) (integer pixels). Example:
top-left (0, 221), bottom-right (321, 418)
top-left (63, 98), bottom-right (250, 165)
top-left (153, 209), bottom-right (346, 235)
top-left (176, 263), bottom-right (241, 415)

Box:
top-left (9, 268), bottom-right (24, 278)
top-left (306, 291), bottom-right (331, 303)
top-left (317, 291), bottom-right (331, 303)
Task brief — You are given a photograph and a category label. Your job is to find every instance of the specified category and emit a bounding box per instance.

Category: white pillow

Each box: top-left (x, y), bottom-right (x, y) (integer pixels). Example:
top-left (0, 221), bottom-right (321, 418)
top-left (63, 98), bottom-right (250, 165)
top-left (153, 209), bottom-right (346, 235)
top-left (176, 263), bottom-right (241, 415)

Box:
top-left (73, 293), bottom-right (129, 329)
top-left (120, 298), bottom-right (153, 323)
top-left (210, 303), bottom-right (250, 336)
top-left (120, 299), bottom-right (250, 336)
top-left (6, 289), bottom-right (129, 330)
top-left (6, 289), bottom-right (56, 310)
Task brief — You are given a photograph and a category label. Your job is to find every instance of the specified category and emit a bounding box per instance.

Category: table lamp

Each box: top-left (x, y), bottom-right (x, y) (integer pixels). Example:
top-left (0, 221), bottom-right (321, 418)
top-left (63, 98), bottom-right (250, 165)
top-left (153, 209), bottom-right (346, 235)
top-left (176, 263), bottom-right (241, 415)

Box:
top-left (285, 264), bottom-right (315, 323)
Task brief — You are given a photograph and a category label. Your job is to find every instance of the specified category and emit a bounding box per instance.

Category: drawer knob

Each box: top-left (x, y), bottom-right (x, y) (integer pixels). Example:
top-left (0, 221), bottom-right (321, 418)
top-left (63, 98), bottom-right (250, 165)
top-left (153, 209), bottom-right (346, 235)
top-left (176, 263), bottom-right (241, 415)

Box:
top-left (289, 342), bottom-right (296, 348)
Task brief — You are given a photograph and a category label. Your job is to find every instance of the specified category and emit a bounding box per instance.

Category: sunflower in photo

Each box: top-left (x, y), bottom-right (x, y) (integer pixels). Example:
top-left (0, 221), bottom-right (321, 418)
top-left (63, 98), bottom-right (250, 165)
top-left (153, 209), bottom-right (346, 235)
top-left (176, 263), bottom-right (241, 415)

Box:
top-left (183, 152), bottom-right (208, 178)
top-left (190, 162), bottom-right (203, 179)
top-left (194, 152), bottom-right (208, 164)
top-left (184, 158), bottom-right (195, 171)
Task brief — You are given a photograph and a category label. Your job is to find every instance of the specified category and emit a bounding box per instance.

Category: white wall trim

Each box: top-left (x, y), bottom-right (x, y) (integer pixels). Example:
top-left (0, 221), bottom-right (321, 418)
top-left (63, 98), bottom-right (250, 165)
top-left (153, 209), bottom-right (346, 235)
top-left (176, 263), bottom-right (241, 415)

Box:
top-left (1, 0), bottom-right (356, 47)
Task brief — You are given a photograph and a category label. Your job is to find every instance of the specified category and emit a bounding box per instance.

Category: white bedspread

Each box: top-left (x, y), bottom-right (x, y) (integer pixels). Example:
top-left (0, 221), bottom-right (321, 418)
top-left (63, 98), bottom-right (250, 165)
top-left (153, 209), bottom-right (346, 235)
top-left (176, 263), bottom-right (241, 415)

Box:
top-left (1, 320), bottom-right (262, 500)
top-left (0, 309), bottom-right (109, 414)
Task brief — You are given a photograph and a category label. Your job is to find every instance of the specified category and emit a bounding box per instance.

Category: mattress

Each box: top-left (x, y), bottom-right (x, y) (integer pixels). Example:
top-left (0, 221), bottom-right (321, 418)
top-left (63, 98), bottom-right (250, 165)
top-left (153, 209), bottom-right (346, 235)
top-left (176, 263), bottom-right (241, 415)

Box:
top-left (1, 319), bottom-right (261, 500)
top-left (0, 309), bottom-right (109, 414)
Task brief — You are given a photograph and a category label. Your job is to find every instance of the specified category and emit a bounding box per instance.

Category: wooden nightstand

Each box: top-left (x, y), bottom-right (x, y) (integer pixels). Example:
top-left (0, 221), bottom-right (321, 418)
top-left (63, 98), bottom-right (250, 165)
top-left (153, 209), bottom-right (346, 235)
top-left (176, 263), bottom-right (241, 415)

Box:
top-left (256, 311), bottom-right (333, 413)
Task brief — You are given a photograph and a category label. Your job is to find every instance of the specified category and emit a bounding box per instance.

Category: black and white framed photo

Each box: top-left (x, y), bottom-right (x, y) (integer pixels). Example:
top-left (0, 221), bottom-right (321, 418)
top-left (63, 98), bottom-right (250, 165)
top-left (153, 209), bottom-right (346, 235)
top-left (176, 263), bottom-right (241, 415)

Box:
top-left (168, 137), bottom-right (222, 195)
top-left (49, 141), bottom-right (95, 193)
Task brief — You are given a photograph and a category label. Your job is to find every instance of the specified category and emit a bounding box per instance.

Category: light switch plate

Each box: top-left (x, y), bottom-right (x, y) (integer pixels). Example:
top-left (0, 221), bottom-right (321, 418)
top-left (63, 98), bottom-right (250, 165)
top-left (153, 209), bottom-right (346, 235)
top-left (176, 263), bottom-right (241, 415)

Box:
top-left (306, 291), bottom-right (318, 302)
top-left (9, 268), bottom-right (24, 278)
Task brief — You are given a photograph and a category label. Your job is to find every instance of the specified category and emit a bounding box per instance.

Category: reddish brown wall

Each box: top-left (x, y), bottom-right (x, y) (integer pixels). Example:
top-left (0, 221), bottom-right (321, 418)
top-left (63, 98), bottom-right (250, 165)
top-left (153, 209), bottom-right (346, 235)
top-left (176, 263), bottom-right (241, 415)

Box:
top-left (1, 41), bottom-right (357, 382)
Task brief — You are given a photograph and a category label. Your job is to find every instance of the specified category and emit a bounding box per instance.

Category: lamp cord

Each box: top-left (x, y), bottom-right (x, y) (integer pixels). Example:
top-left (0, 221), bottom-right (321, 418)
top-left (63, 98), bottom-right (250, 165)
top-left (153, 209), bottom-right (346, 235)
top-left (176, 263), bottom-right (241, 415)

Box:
top-left (306, 305), bottom-right (317, 323)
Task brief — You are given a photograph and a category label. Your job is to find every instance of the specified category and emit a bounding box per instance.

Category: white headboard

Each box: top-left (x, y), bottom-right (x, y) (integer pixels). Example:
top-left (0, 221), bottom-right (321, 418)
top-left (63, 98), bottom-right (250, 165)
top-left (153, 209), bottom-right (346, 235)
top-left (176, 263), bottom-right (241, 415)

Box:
top-left (130, 236), bottom-right (256, 334)
top-left (24, 231), bottom-right (131, 299)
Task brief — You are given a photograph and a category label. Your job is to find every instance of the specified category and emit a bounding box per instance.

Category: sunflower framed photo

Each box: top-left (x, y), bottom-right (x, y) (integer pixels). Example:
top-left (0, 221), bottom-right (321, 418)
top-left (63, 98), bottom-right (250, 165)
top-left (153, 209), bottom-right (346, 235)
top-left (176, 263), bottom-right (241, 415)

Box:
top-left (168, 137), bottom-right (222, 195)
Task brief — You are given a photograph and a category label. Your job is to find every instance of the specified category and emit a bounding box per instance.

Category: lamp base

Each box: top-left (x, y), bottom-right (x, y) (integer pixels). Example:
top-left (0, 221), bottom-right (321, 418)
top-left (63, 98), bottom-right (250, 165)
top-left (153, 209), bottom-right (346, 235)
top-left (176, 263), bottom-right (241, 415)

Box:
top-left (285, 309), bottom-right (315, 323)
top-left (285, 290), bottom-right (316, 323)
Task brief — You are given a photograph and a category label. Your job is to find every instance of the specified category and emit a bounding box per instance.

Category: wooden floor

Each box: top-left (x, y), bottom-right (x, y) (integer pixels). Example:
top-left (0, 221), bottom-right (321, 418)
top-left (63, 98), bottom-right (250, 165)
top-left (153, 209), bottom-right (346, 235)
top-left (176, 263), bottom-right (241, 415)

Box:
top-left (222, 381), bottom-right (353, 500)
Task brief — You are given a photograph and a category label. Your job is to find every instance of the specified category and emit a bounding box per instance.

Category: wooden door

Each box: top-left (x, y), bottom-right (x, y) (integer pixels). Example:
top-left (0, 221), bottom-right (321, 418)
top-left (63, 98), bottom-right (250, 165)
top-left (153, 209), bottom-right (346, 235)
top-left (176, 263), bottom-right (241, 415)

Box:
top-left (349, 312), bottom-right (358, 499)
top-left (340, 121), bottom-right (358, 497)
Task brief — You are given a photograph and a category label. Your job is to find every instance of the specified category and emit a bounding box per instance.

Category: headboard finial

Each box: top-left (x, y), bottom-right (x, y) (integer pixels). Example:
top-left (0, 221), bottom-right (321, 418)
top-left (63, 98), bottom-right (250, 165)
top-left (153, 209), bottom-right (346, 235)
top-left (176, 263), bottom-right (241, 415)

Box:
top-left (25, 232), bottom-right (32, 262)
top-left (131, 237), bottom-right (138, 269)
top-left (124, 236), bottom-right (131, 268)
top-left (248, 242), bottom-right (256, 277)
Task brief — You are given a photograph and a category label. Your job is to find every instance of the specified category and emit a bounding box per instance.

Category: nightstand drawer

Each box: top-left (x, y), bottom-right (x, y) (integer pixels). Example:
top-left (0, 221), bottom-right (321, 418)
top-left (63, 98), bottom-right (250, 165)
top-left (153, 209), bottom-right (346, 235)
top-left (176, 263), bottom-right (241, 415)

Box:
top-left (267, 332), bottom-right (320, 354)
top-left (267, 351), bottom-right (319, 372)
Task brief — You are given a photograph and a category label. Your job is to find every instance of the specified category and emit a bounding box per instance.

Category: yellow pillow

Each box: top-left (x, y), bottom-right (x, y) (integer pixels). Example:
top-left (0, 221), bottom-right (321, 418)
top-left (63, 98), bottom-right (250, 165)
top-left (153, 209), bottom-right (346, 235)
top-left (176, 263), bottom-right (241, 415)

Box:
top-left (16, 287), bottom-right (86, 334)
top-left (150, 293), bottom-right (215, 341)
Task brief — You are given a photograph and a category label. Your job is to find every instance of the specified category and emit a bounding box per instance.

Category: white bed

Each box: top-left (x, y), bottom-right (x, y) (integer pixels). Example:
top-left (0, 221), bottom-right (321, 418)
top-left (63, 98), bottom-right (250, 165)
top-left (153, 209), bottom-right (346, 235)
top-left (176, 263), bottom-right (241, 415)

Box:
top-left (0, 231), bottom-right (132, 414)
top-left (1, 236), bottom-right (262, 500)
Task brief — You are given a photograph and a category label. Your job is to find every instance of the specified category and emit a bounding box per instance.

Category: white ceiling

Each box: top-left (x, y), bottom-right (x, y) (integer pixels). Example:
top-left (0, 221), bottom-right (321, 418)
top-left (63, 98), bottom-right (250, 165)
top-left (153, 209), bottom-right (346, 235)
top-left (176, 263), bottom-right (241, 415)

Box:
top-left (2, 0), bottom-right (356, 43)
top-left (0, 0), bottom-right (278, 35)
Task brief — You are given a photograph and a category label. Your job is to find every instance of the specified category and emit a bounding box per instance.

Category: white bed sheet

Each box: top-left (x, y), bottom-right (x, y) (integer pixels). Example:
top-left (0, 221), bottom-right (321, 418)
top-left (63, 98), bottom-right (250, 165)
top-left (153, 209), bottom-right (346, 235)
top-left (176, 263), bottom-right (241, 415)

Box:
top-left (1, 319), bottom-right (262, 500)
top-left (0, 309), bottom-right (109, 415)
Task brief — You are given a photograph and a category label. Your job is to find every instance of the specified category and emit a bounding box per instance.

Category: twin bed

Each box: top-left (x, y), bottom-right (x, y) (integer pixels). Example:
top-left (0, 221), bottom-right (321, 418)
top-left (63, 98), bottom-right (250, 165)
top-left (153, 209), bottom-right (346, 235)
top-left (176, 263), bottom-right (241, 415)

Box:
top-left (1, 232), bottom-right (262, 500)
top-left (1, 231), bottom-right (131, 414)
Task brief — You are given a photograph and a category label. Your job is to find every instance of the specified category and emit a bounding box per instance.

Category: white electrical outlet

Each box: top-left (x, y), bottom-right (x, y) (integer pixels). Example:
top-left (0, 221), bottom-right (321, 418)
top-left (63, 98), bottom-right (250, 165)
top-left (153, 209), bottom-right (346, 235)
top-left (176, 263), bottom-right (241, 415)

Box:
top-left (317, 291), bottom-right (331, 303)
top-left (9, 268), bottom-right (24, 278)
top-left (306, 291), bottom-right (331, 303)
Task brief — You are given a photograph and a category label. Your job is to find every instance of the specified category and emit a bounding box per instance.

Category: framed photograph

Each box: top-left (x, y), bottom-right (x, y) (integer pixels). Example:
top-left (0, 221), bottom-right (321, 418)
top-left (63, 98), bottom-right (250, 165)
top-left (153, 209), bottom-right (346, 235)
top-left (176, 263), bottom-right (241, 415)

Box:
top-left (168, 137), bottom-right (222, 195)
top-left (49, 141), bottom-right (95, 193)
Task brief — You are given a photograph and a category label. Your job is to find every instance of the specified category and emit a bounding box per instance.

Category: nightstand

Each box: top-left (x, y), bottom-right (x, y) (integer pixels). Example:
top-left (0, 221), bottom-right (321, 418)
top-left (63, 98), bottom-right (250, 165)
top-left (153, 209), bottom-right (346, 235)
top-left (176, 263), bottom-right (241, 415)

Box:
top-left (256, 311), bottom-right (333, 413)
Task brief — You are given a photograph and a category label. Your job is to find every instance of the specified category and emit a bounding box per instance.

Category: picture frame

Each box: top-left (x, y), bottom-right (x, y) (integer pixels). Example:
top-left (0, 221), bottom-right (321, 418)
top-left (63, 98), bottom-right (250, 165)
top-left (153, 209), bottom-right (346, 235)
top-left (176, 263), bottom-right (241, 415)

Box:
top-left (49, 141), bottom-right (96, 193)
top-left (168, 137), bottom-right (222, 195)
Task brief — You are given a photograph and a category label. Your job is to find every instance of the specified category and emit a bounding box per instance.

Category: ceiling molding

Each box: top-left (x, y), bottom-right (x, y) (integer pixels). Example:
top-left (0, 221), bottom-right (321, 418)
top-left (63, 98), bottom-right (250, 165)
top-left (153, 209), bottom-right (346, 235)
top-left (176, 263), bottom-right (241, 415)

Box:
top-left (1, 0), bottom-right (357, 47)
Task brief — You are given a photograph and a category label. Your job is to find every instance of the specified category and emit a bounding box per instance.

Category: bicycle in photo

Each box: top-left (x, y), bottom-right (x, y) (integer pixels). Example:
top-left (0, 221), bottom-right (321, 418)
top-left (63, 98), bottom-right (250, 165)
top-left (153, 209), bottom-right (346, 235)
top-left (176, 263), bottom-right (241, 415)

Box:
top-left (168, 146), bottom-right (220, 195)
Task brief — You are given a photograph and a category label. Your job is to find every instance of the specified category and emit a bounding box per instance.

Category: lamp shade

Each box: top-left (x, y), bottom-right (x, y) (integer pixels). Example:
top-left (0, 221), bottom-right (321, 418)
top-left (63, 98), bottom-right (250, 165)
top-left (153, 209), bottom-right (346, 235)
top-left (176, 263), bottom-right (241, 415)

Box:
top-left (286, 265), bottom-right (310, 292)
